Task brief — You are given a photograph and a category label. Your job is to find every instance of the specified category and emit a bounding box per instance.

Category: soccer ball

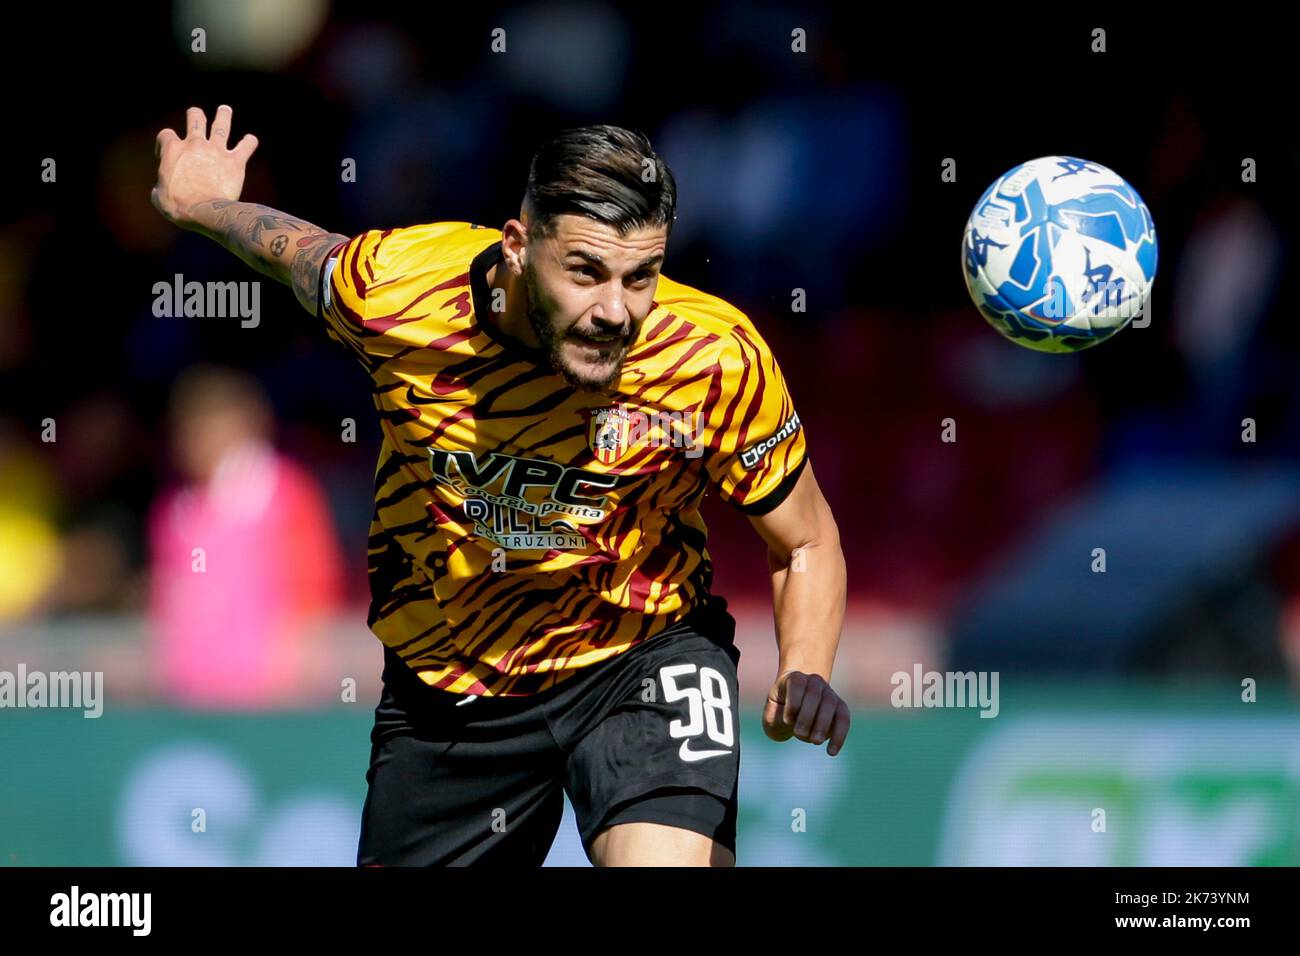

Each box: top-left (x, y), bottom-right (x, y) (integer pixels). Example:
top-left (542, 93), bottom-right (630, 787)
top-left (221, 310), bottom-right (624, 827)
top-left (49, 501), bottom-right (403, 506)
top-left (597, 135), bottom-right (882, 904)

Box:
top-left (961, 156), bottom-right (1157, 352)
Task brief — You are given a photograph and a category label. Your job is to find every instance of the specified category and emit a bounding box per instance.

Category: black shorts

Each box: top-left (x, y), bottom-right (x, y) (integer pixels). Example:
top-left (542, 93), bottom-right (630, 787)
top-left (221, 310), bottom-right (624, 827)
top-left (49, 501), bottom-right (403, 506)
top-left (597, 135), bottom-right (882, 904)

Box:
top-left (357, 598), bottom-right (741, 866)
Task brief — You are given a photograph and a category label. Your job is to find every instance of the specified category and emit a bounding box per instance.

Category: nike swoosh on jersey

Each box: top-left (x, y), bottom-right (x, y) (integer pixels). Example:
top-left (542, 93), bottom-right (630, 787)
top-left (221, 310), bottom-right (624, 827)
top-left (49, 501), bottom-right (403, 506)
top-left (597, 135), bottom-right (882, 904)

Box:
top-left (405, 385), bottom-right (460, 405)
top-left (679, 740), bottom-right (733, 762)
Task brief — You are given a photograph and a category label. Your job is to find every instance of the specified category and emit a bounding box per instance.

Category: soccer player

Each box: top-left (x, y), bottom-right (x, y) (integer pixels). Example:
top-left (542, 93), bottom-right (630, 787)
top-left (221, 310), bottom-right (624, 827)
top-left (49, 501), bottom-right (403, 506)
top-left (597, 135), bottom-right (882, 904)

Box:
top-left (151, 105), bottom-right (850, 866)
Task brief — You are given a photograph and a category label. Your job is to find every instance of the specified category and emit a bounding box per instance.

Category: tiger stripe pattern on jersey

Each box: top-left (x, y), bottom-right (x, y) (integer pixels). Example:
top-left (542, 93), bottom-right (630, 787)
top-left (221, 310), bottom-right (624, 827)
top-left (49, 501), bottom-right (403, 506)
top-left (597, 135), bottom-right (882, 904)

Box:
top-left (318, 222), bottom-right (807, 696)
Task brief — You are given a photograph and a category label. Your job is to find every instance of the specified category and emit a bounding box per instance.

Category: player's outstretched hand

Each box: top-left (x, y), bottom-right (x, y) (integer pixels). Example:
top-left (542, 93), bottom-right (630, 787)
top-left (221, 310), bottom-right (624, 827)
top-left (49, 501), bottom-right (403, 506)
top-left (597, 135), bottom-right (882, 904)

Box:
top-left (762, 670), bottom-right (850, 756)
top-left (151, 105), bottom-right (259, 229)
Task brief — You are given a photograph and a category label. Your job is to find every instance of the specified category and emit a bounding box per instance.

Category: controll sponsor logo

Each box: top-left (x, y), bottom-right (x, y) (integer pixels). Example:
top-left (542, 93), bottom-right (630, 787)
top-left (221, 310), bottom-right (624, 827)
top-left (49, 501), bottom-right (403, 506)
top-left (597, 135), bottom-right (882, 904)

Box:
top-left (739, 411), bottom-right (801, 471)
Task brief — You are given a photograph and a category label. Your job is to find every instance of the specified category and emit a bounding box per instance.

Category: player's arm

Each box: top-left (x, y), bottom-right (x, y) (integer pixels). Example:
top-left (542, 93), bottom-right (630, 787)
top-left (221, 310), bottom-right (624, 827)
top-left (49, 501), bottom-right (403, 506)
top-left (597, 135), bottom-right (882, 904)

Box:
top-left (151, 105), bottom-right (348, 315)
top-left (746, 461), bottom-right (851, 755)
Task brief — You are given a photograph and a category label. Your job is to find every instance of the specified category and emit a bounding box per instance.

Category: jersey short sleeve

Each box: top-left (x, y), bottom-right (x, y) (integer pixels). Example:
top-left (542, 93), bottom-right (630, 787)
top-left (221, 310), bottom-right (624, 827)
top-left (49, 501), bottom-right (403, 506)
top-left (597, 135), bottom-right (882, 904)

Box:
top-left (699, 324), bottom-right (808, 515)
top-left (317, 228), bottom-right (403, 360)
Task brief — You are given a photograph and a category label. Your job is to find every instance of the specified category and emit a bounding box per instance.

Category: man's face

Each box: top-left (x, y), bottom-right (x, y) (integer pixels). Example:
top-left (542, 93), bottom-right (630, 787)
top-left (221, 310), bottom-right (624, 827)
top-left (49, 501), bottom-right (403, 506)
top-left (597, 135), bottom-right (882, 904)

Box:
top-left (522, 214), bottom-right (668, 392)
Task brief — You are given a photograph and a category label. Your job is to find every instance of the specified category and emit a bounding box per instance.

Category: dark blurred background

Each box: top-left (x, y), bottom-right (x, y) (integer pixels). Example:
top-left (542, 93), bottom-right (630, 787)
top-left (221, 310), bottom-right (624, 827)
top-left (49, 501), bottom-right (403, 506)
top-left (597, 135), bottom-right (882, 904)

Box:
top-left (1, 4), bottom-right (1298, 865)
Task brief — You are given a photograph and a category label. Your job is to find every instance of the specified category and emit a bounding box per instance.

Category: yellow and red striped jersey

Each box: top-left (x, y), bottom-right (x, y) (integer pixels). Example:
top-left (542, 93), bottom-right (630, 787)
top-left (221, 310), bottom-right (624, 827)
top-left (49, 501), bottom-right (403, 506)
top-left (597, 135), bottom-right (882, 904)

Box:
top-left (319, 222), bottom-right (807, 696)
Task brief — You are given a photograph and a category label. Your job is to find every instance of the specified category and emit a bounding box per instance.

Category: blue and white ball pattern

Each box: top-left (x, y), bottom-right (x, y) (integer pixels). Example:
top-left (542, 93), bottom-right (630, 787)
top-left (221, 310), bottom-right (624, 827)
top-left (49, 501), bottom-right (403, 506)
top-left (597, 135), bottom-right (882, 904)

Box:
top-left (962, 156), bottom-right (1157, 352)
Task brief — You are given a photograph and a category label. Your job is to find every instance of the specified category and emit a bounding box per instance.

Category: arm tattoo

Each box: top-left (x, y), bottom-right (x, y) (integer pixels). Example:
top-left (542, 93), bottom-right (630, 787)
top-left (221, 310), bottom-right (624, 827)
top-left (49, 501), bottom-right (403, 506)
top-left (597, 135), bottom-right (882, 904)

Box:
top-left (192, 200), bottom-right (346, 315)
top-left (290, 231), bottom-right (349, 314)
top-left (217, 203), bottom-right (305, 249)
top-left (248, 214), bottom-right (304, 245)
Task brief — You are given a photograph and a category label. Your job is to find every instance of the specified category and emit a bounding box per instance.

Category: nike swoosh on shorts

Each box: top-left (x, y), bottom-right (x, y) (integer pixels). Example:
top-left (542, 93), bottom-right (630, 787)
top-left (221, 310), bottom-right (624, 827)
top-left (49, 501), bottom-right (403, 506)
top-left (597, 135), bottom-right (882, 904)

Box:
top-left (678, 740), bottom-right (732, 762)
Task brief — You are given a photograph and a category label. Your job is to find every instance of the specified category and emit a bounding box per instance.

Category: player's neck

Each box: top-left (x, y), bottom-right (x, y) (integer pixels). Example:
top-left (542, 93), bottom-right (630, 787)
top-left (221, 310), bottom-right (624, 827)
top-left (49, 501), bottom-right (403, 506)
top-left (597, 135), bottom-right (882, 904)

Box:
top-left (483, 261), bottom-right (541, 349)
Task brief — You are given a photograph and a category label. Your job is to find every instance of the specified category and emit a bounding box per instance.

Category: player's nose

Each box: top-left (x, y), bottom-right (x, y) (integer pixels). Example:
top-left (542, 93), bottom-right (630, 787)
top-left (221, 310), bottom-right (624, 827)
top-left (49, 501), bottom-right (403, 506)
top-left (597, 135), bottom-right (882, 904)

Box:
top-left (589, 293), bottom-right (630, 332)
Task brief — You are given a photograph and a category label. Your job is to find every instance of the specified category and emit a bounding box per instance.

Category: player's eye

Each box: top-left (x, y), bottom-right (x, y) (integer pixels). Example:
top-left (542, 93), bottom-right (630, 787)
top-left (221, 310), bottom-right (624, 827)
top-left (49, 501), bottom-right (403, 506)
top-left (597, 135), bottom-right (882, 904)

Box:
top-left (572, 265), bottom-right (601, 281)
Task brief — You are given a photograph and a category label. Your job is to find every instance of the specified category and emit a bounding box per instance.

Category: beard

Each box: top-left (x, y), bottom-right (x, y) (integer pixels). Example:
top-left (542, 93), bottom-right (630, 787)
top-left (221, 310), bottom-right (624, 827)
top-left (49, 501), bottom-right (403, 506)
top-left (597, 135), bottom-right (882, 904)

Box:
top-left (524, 263), bottom-right (634, 393)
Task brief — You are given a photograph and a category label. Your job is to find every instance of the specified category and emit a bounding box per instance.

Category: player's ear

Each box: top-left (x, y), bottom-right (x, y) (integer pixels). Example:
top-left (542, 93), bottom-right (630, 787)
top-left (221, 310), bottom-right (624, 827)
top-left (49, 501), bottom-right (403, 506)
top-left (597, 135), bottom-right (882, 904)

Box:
top-left (501, 218), bottom-right (529, 275)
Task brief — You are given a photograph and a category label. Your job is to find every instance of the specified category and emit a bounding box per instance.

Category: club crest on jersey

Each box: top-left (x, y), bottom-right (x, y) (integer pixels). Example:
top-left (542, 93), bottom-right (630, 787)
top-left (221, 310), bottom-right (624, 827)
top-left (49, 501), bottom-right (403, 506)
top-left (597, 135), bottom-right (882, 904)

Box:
top-left (588, 405), bottom-right (635, 465)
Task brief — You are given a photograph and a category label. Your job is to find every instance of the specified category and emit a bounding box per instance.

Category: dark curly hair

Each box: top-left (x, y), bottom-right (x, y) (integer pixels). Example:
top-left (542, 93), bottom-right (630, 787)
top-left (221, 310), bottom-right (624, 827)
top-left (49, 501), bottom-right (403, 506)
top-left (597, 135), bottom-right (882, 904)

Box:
top-left (523, 124), bottom-right (677, 239)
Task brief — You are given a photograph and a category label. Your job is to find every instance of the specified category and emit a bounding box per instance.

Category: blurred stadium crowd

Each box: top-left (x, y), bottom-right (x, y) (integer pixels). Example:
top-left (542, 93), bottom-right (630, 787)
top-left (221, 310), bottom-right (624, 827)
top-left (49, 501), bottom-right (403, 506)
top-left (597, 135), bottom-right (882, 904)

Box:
top-left (1, 3), bottom-right (1297, 706)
